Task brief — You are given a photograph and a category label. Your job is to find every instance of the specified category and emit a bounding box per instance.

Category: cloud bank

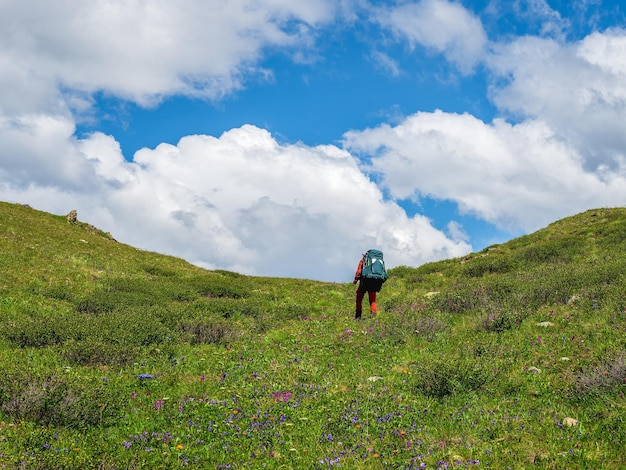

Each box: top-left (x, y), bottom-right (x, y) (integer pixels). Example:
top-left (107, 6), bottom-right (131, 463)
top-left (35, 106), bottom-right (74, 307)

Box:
top-left (1, 0), bottom-right (626, 281)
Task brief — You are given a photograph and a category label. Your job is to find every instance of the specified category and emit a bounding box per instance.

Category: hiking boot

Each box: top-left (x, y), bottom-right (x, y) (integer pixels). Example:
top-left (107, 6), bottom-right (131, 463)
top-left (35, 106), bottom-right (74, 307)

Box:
top-left (355, 309), bottom-right (362, 319)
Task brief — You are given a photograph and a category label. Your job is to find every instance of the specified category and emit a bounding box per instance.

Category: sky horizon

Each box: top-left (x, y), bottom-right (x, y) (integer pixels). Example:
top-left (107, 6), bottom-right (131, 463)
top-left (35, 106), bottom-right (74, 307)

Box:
top-left (2, 0), bottom-right (626, 281)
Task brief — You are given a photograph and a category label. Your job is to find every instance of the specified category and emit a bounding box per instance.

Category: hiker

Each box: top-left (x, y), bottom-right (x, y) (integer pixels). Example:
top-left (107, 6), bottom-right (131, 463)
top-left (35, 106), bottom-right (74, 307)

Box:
top-left (353, 249), bottom-right (388, 319)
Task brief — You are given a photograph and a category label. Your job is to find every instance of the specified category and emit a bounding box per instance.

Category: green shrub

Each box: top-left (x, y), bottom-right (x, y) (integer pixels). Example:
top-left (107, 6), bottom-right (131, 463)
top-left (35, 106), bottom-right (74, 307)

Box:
top-left (411, 356), bottom-right (491, 398)
top-left (375, 312), bottom-right (447, 344)
top-left (2, 316), bottom-right (67, 347)
top-left (187, 273), bottom-right (251, 298)
top-left (89, 309), bottom-right (172, 346)
top-left (274, 301), bottom-right (309, 320)
top-left (478, 307), bottom-right (523, 333)
top-left (189, 297), bottom-right (265, 319)
top-left (517, 237), bottom-right (583, 265)
top-left (141, 264), bottom-right (176, 277)
top-left (0, 372), bottom-right (122, 428)
top-left (28, 282), bottom-right (75, 301)
top-left (379, 295), bottom-right (428, 315)
top-left (179, 319), bottom-right (239, 345)
top-left (432, 283), bottom-right (495, 314)
top-left (387, 265), bottom-right (427, 285)
top-left (74, 291), bottom-right (119, 314)
top-left (573, 352), bottom-right (626, 397)
top-left (461, 254), bottom-right (516, 277)
top-left (521, 266), bottom-right (580, 308)
top-left (61, 339), bottom-right (139, 366)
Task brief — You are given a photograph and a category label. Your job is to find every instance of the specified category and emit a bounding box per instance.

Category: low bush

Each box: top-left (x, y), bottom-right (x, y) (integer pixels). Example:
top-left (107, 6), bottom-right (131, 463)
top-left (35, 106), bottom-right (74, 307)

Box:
top-left (187, 273), bottom-right (251, 298)
top-left (461, 254), bottom-right (516, 277)
top-left (379, 295), bottom-right (428, 315)
top-left (179, 319), bottom-right (239, 345)
top-left (61, 339), bottom-right (140, 366)
top-left (478, 307), bottom-right (524, 333)
top-left (411, 356), bottom-right (492, 399)
top-left (2, 315), bottom-right (68, 347)
top-left (573, 352), bottom-right (626, 397)
top-left (376, 312), bottom-right (447, 344)
top-left (0, 372), bottom-right (122, 428)
top-left (432, 283), bottom-right (493, 314)
top-left (189, 297), bottom-right (266, 319)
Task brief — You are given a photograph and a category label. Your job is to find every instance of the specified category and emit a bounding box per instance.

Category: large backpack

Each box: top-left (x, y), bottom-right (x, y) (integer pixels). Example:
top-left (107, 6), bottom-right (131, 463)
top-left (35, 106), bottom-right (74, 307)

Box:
top-left (361, 249), bottom-right (388, 282)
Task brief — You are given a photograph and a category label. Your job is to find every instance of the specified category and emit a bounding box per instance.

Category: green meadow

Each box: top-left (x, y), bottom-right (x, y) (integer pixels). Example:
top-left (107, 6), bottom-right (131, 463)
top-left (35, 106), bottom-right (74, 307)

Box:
top-left (0, 200), bottom-right (625, 469)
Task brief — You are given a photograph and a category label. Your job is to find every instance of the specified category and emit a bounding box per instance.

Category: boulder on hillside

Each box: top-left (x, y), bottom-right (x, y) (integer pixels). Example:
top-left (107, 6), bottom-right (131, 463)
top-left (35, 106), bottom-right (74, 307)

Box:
top-left (67, 209), bottom-right (78, 223)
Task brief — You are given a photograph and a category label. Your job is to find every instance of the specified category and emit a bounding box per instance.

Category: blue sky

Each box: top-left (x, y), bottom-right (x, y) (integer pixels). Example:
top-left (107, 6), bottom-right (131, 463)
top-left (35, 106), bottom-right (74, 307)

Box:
top-left (2, 0), bottom-right (626, 281)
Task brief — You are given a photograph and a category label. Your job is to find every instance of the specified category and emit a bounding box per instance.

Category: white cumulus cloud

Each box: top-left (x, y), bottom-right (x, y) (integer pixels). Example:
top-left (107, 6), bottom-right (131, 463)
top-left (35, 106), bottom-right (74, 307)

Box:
top-left (0, 0), bottom-right (336, 107)
top-left (373, 0), bottom-right (488, 73)
top-left (487, 29), bottom-right (626, 171)
top-left (343, 110), bottom-right (626, 233)
top-left (1, 124), bottom-right (471, 281)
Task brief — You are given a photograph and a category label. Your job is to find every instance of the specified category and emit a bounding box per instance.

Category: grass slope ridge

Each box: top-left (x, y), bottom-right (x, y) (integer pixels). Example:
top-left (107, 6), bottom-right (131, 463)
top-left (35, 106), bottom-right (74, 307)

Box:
top-left (0, 201), bottom-right (625, 469)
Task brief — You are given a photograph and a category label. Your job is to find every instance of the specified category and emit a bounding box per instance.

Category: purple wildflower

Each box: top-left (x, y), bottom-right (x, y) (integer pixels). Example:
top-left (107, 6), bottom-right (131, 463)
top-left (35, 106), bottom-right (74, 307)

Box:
top-left (271, 390), bottom-right (293, 403)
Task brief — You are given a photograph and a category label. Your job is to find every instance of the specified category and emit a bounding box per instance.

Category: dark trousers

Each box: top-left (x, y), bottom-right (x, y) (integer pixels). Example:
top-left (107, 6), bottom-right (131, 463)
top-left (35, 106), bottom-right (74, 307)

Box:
top-left (355, 288), bottom-right (377, 317)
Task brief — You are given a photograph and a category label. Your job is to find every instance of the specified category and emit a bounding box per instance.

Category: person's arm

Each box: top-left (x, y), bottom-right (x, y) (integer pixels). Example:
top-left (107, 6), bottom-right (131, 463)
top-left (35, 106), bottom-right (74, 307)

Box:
top-left (353, 259), bottom-right (363, 284)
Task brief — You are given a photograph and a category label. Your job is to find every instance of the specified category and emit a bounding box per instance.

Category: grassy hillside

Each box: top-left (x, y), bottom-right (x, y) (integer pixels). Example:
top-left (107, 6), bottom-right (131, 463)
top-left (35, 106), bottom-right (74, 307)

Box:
top-left (0, 201), bottom-right (625, 469)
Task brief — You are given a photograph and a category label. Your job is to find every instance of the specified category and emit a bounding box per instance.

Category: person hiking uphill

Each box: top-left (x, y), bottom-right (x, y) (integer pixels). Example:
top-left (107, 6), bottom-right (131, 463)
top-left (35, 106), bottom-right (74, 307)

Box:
top-left (353, 249), bottom-right (388, 319)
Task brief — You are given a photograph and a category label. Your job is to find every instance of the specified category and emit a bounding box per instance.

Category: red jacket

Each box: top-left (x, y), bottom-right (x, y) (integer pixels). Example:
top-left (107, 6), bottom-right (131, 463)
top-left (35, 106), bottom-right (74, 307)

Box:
top-left (353, 258), bottom-right (363, 284)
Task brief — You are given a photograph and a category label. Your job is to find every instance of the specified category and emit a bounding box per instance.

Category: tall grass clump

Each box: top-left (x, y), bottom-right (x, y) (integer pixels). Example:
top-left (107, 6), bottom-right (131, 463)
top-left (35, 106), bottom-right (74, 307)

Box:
top-left (573, 351), bottom-right (626, 398)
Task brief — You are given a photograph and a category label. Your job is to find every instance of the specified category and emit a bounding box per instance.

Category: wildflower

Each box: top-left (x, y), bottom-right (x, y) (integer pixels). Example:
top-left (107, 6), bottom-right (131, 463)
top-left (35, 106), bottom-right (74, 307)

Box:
top-left (123, 441), bottom-right (132, 449)
top-left (373, 453), bottom-right (380, 458)
top-left (200, 374), bottom-right (206, 381)
top-left (176, 444), bottom-right (184, 450)
top-left (154, 399), bottom-right (164, 411)
top-left (271, 391), bottom-right (293, 403)
top-left (136, 373), bottom-right (154, 380)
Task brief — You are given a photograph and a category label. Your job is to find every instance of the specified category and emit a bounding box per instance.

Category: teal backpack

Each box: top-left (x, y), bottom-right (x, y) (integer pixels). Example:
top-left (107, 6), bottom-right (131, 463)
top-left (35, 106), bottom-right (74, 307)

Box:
top-left (361, 249), bottom-right (389, 282)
